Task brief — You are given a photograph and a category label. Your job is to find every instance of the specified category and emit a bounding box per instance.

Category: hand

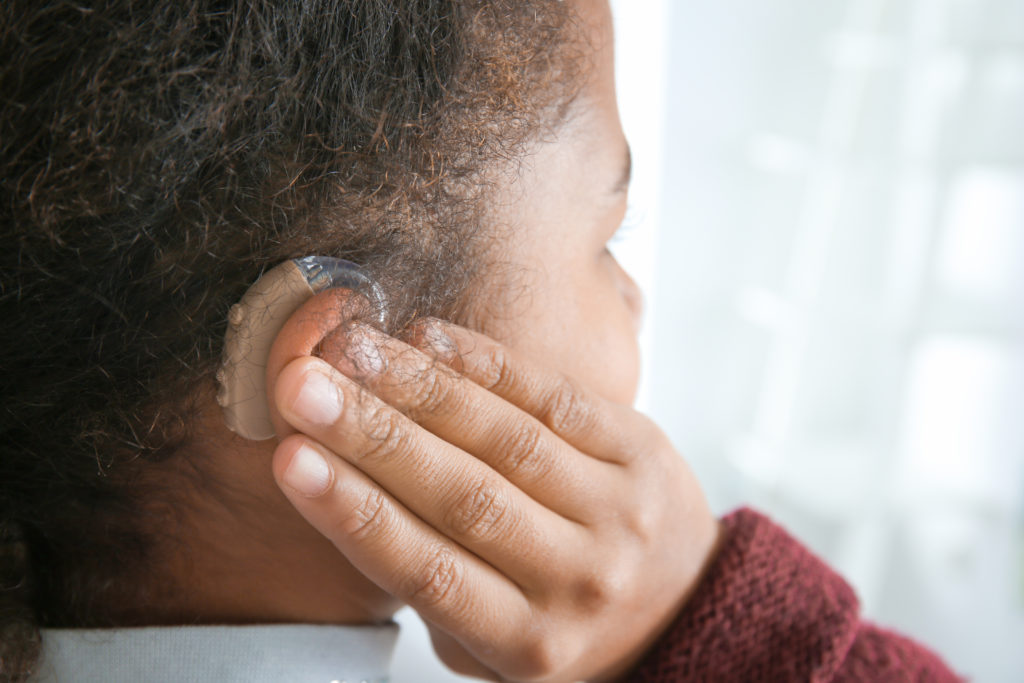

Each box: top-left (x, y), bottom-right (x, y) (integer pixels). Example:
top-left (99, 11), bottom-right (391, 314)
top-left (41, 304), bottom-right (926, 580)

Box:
top-left (269, 320), bottom-right (719, 682)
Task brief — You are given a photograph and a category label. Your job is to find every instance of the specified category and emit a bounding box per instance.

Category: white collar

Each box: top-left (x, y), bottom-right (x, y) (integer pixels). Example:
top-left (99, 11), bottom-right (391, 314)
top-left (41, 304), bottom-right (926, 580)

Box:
top-left (33, 623), bottom-right (399, 683)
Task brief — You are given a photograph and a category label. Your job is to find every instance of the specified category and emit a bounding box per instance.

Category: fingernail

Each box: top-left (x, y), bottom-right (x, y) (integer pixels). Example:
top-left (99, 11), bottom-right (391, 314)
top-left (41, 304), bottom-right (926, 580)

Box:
top-left (282, 443), bottom-right (333, 497)
top-left (292, 370), bottom-right (343, 425)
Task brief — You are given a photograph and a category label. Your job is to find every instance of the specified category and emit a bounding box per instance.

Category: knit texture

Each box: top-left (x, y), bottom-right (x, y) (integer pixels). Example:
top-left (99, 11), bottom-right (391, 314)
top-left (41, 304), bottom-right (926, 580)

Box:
top-left (625, 508), bottom-right (962, 682)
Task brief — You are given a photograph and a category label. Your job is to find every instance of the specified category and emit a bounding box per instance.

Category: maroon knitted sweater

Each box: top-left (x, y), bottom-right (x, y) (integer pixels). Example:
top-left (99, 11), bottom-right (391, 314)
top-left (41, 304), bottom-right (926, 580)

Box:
top-left (626, 508), bottom-right (963, 682)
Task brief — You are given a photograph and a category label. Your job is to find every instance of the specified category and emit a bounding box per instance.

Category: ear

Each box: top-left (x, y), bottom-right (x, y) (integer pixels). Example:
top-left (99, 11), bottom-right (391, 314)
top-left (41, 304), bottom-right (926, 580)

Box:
top-left (264, 288), bottom-right (360, 439)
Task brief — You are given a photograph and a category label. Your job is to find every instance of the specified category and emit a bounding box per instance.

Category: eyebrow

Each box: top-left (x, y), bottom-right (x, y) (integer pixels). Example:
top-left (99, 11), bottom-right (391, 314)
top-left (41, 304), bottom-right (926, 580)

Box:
top-left (612, 145), bottom-right (632, 195)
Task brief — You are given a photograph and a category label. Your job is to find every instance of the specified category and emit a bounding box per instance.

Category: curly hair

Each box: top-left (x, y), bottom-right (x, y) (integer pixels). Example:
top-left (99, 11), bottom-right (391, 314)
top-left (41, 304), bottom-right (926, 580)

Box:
top-left (0, 1), bottom-right (581, 679)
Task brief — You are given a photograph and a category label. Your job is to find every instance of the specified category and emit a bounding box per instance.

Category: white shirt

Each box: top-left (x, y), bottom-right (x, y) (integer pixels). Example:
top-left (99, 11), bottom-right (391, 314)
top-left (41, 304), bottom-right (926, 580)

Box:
top-left (32, 623), bottom-right (399, 683)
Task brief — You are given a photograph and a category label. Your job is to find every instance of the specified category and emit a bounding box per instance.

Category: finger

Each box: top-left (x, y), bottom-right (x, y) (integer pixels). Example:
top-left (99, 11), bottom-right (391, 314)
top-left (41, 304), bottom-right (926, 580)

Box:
top-left (273, 356), bottom-right (585, 582)
top-left (409, 319), bottom-right (640, 463)
top-left (427, 627), bottom-right (501, 681)
top-left (271, 435), bottom-right (530, 657)
top-left (316, 323), bottom-right (617, 516)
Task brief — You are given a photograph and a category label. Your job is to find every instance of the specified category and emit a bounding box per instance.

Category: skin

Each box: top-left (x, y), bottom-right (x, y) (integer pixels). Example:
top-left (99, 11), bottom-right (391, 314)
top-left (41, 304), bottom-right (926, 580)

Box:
top-left (147, 1), bottom-right (719, 681)
top-left (470, 0), bottom-right (643, 407)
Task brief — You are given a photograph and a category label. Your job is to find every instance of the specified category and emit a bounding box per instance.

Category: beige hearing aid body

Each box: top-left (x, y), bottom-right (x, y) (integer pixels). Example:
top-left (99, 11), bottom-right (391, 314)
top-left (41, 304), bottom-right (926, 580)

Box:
top-left (218, 257), bottom-right (383, 441)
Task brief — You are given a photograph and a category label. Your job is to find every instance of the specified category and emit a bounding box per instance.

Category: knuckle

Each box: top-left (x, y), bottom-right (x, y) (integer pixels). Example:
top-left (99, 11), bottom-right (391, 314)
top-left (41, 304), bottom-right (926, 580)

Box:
top-left (356, 404), bottom-right (408, 463)
top-left (410, 367), bottom-right (451, 416)
top-left (479, 346), bottom-right (517, 393)
top-left (445, 479), bottom-right (512, 541)
top-left (342, 487), bottom-right (392, 542)
top-left (406, 546), bottom-right (464, 609)
top-left (572, 565), bottom-right (627, 614)
top-left (515, 635), bottom-right (564, 680)
top-left (493, 422), bottom-right (548, 480)
top-left (543, 379), bottom-right (593, 436)
top-left (627, 499), bottom-right (663, 543)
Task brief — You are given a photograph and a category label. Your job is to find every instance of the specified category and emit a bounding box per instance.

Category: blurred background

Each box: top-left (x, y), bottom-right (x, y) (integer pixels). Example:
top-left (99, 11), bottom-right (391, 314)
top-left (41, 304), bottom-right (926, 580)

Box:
top-left (393, 0), bottom-right (1024, 680)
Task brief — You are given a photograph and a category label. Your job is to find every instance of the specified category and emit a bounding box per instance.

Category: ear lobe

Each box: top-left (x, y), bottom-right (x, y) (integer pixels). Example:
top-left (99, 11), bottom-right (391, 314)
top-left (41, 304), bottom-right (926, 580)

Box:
top-left (264, 288), bottom-right (360, 439)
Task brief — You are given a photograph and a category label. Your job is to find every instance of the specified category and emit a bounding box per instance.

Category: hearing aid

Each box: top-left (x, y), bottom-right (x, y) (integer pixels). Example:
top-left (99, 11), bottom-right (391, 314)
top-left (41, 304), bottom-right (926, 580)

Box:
top-left (217, 256), bottom-right (385, 441)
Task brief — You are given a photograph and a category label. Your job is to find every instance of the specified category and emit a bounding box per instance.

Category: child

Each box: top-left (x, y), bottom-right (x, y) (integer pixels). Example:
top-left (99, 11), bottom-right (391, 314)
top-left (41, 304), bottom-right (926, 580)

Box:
top-left (0, 1), bottom-right (960, 681)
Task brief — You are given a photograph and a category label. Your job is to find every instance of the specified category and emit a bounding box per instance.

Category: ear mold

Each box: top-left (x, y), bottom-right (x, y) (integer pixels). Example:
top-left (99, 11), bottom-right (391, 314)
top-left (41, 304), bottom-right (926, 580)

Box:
top-left (218, 257), bottom-right (384, 440)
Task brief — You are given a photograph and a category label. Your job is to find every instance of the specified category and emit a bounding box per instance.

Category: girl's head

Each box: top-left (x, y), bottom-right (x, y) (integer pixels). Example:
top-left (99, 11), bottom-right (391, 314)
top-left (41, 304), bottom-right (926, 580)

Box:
top-left (1, 0), bottom-right (635, 675)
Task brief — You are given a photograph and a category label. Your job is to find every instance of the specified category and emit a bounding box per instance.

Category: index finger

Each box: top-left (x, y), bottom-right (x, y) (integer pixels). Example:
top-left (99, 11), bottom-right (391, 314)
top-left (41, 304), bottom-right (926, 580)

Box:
top-left (409, 320), bottom-right (638, 462)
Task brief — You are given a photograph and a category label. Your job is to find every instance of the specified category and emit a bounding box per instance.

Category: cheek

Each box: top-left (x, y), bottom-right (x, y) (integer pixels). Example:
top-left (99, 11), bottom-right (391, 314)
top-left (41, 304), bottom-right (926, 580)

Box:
top-left (610, 257), bottom-right (645, 335)
top-left (575, 297), bottom-right (641, 405)
top-left (568, 257), bottom-right (643, 404)
top-left (498, 274), bottom-right (641, 406)
top-left (471, 234), bottom-right (641, 404)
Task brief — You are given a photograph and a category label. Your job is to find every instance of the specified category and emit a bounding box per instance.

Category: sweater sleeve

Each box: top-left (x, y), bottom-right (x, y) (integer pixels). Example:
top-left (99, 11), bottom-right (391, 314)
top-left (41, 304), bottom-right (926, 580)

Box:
top-left (624, 508), bottom-right (963, 682)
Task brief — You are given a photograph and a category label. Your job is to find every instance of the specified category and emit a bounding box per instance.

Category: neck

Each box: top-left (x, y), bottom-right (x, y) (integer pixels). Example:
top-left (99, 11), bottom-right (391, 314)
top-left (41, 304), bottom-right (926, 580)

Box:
top-left (123, 405), bottom-right (399, 627)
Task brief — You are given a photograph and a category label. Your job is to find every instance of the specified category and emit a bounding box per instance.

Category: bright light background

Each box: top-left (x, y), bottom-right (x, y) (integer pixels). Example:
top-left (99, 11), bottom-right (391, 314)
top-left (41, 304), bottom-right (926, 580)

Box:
top-left (392, 1), bottom-right (1024, 680)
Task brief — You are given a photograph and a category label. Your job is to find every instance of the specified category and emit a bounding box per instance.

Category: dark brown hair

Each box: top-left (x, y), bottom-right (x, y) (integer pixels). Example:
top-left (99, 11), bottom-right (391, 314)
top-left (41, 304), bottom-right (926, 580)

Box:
top-left (0, 1), bottom-right (580, 679)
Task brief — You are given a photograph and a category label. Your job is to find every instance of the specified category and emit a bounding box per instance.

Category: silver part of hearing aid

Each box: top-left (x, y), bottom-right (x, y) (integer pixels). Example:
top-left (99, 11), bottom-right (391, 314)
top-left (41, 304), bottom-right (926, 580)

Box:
top-left (218, 257), bottom-right (385, 441)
